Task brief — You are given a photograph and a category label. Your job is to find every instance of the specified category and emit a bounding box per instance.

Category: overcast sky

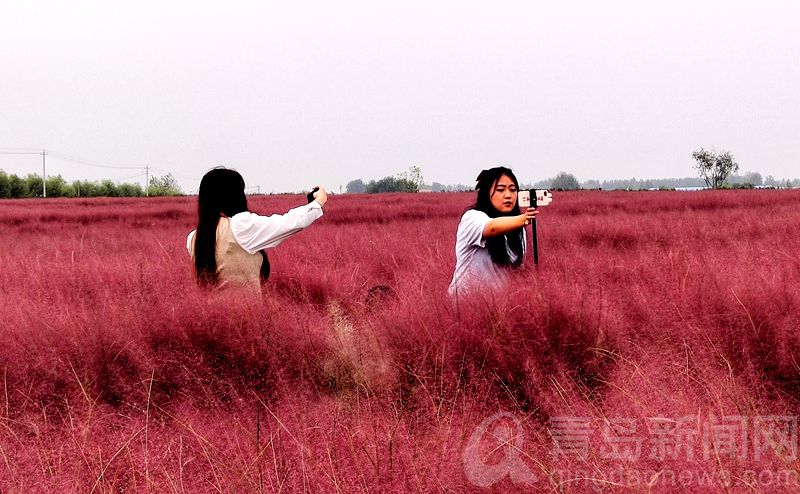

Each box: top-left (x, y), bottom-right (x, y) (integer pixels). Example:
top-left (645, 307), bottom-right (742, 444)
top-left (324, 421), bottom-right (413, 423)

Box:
top-left (1, 0), bottom-right (797, 193)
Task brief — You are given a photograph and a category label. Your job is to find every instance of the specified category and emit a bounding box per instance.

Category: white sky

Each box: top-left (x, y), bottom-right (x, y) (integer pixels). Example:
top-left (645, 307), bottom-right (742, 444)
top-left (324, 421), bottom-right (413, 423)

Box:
top-left (1, 0), bottom-right (798, 193)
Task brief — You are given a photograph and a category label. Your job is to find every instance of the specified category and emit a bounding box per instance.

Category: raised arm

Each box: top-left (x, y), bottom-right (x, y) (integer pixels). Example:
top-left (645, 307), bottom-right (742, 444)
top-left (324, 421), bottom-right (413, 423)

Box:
top-left (230, 188), bottom-right (328, 253)
top-left (482, 208), bottom-right (539, 238)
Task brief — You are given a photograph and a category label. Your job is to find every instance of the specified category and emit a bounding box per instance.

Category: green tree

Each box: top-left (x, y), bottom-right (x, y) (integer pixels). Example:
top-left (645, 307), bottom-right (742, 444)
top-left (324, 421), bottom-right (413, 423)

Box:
top-left (346, 179), bottom-right (366, 193)
top-left (99, 180), bottom-right (120, 197)
top-left (72, 180), bottom-right (96, 197)
top-left (0, 171), bottom-right (10, 198)
top-left (365, 176), bottom-right (417, 193)
top-left (118, 183), bottom-right (143, 197)
top-left (9, 175), bottom-right (28, 198)
top-left (364, 166), bottom-right (423, 193)
top-left (692, 148), bottom-right (739, 189)
top-left (550, 171), bottom-right (580, 190)
top-left (148, 173), bottom-right (182, 196)
top-left (397, 165), bottom-right (424, 191)
top-left (25, 174), bottom-right (43, 197)
top-left (45, 175), bottom-right (69, 197)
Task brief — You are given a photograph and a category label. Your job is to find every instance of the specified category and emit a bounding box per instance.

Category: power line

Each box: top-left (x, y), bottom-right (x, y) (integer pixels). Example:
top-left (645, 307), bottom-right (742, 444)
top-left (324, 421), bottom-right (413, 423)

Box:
top-left (149, 166), bottom-right (199, 182)
top-left (1, 149), bottom-right (146, 169)
top-left (48, 151), bottom-right (145, 170)
top-left (47, 173), bottom-right (146, 184)
top-left (1, 148), bottom-right (198, 195)
top-left (113, 172), bottom-right (148, 181)
top-left (1, 151), bottom-right (191, 181)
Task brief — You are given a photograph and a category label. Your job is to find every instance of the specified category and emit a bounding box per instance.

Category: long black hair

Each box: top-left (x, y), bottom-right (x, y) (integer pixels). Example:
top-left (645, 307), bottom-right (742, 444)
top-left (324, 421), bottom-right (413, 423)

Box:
top-left (194, 167), bottom-right (270, 286)
top-left (471, 166), bottom-right (525, 267)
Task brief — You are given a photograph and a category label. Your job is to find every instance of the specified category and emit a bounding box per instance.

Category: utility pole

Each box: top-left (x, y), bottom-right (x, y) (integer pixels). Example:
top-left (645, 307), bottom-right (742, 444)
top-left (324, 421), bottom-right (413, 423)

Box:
top-left (256, 185), bottom-right (260, 194)
top-left (145, 165), bottom-right (149, 197)
top-left (41, 149), bottom-right (47, 198)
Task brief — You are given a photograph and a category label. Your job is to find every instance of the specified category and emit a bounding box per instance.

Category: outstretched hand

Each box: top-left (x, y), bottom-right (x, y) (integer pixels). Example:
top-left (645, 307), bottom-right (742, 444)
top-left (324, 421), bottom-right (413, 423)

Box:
top-left (312, 186), bottom-right (328, 207)
top-left (522, 207), bottom-right (539, 225)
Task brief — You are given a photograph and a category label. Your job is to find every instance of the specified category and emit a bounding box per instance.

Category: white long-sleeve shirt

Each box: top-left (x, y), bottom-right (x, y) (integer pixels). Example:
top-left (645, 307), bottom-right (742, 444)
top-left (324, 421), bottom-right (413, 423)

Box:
top-left (186, 201), bottom-right (324, 292)
top-left (186, 200), bottom-right (324, 256)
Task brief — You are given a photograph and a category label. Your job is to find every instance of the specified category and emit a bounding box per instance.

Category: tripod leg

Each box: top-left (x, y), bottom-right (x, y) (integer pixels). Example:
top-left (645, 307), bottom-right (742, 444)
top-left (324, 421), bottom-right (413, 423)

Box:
top-left (532, 218), bottom-right (539, 266)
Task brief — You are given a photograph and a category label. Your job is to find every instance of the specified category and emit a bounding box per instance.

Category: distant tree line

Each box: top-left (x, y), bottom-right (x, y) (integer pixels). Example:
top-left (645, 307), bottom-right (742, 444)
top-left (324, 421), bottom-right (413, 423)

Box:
top-left (431, 182), bottom-right (472, 192)
top-left (530, 171), bottom-right (581, 190)
top-left (0, 170), bottom-right (182, 198)
top-left (348, 170), bottom-right (798, 194)
top-left (579, 177), bottom-right (704, 190)
top-left (347, 149), bottom-right (797, 193)
top-left (545, 172), bottom-right (793, 191)
top-left (347, 166), bottom-right (425, 193)
top-left (579, 173), bottom-right (795, 190)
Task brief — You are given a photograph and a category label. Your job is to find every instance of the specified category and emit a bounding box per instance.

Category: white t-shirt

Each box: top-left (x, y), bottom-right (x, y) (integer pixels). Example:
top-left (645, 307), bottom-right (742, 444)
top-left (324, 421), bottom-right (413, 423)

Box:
top-left (448, 209), bottom-right (526, 296)
top-left (186, 200), bottom-right (324, 255)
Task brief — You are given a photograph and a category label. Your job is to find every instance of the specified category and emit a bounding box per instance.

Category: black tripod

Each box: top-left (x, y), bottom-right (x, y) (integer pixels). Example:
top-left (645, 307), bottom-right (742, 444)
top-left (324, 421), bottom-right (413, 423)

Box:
top-left (529, 191), bottom-right (539, 266)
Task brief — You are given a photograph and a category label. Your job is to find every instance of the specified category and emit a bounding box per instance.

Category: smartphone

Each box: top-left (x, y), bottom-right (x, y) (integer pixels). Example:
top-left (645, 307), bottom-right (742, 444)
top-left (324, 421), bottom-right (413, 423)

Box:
top-left (307, 187), bottom-right (319, 203)
top-left (518, 189), bottom-right (553, 208)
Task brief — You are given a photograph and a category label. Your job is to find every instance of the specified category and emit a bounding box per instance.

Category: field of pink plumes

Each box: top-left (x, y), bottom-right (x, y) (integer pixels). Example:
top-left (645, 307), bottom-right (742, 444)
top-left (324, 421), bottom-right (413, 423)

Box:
top-left (1, 190), bottom-right (799, 493)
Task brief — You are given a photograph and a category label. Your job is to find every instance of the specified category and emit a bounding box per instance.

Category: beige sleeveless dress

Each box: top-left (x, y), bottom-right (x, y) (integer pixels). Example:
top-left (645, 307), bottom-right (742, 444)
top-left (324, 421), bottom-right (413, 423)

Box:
top-left (188, 217), bottom-right (263, 292)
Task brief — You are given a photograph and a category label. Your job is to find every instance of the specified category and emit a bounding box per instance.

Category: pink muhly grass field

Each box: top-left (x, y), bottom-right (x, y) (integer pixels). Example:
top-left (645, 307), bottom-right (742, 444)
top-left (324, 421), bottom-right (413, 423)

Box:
top-left (1, 190), bottom-right (799, 493)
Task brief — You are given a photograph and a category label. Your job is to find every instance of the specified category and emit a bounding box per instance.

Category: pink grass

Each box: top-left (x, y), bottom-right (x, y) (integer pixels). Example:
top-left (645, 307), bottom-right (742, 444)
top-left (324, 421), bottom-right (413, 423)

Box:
top-left (1, 190), bottom-right (799, 492)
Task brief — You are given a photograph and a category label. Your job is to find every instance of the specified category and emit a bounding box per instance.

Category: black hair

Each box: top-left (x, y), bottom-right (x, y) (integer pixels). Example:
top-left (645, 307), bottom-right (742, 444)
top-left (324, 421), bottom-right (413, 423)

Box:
top-left (194, 167), bottom-right (269, 286)
top-left (471, 166), bottom-right (525, 267)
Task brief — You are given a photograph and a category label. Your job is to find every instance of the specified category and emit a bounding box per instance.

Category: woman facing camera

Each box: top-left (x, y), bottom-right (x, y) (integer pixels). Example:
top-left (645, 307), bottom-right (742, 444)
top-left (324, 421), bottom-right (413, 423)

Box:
top-left (448, 166), bottom-right (539, 296)
top-left (187, 167), bottom-right (327, 293)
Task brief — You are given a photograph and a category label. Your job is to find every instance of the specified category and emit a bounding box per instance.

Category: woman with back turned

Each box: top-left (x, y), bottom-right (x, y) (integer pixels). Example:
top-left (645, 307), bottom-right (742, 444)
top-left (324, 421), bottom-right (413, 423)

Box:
top-left (187, 167), bottom-right (327, 293)
top-left (448, 166), bottom-right (539, 296)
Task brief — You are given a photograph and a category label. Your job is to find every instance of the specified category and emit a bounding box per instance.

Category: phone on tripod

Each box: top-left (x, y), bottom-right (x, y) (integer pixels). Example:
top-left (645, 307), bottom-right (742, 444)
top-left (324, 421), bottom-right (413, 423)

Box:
top-left (517, 189), bottom-right (553, 266)
top-left (517, 189), bottom-right (553, 208)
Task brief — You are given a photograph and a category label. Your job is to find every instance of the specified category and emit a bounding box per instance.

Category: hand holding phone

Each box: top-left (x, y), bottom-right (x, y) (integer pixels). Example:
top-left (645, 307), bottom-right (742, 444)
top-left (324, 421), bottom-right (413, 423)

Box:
top-left (307, 187), bottom-right (319, 203)
top-left (307, 186), bottom-right (328, 206)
